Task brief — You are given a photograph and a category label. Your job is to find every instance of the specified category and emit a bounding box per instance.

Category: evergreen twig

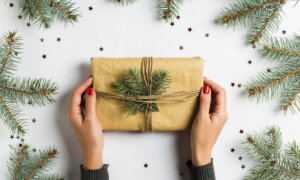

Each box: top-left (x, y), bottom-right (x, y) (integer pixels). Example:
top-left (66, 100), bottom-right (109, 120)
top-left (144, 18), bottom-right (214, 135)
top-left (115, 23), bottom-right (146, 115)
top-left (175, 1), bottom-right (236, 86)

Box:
top-left (0, 31), bottom-right (58, 136)
top-left (243, 126), bottom-right (300, 180)
top-left (114, 68), bottom-right (171, 115)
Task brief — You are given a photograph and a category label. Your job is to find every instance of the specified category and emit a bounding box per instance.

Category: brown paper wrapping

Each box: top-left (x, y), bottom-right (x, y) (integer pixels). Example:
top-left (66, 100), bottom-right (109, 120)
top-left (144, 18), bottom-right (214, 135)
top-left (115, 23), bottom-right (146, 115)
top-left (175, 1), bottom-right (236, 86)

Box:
top-left (91, 57), bottom-right (205, 131)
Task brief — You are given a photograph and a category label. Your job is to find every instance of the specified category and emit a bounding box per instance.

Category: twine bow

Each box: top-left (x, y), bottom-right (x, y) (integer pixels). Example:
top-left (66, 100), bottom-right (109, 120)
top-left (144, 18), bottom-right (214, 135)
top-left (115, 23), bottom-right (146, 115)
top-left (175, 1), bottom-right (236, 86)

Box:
top-left (96, 57), bottom-right (201, 132)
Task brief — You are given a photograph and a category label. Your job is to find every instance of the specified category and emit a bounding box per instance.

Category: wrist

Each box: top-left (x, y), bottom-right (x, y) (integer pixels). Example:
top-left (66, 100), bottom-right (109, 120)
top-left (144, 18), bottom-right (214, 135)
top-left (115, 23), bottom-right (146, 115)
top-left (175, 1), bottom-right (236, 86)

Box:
top-left (82, 149), bottom-right (103, 170)
top-left (191, 148), bottom-right (212, 166)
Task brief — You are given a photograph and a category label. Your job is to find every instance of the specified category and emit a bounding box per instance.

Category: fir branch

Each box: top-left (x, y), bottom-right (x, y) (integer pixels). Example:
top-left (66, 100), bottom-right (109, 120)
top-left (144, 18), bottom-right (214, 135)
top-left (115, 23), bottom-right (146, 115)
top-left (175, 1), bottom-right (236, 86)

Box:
top-left (13, 145), bottom-right (29, 180)
top-left (110, 0), bottom-right (138, 6)
top-left (33, 0), bottom-right (52, 28)
top-left (49, 0), bottom-right (80, 23)
top-left (243, 126), bottom-right (300, 179)
top-left (157, 0), bottom-right (183, 22)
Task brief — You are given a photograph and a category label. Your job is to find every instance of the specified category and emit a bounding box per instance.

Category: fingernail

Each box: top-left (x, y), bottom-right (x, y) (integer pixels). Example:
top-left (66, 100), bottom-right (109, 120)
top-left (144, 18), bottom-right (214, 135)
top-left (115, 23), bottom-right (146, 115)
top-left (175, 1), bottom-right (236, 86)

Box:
top-left (87, 87), bottom-right (94, 95)
top-left (203, 77), bottom-right (207, 79)
top-left (88, 75), bottom-right (93, 78)
top-left (203, 86), bottom-right (210, 94)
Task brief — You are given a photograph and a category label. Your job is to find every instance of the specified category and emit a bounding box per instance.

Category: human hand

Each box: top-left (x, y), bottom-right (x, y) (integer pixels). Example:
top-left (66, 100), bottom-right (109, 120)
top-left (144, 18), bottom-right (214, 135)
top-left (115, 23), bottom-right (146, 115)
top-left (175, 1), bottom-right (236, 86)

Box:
top-left (68, 76), bottom-right (104, 169)
top-left (191, 78), bottom-right (228, 166)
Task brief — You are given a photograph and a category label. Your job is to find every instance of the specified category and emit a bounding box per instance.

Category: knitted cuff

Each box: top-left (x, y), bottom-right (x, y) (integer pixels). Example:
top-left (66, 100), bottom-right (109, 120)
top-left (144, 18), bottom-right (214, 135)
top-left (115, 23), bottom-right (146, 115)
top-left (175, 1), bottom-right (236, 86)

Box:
top-left (187, 159), bottom-right (216, 180)
top-left (80, 164), bottom-right (109, 180)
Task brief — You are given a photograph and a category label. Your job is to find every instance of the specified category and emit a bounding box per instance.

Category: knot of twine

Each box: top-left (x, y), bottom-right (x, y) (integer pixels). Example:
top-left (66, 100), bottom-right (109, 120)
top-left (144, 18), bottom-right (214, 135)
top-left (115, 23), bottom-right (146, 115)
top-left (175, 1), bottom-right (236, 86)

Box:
top-left (96, 57), bottom-right (201, 132)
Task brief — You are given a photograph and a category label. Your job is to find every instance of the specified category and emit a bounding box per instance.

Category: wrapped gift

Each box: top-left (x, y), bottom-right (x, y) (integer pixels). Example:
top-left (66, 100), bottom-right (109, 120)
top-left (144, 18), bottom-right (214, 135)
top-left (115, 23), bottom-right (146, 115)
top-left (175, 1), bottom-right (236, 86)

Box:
top-left (91, 57), bottom-right (205, 132)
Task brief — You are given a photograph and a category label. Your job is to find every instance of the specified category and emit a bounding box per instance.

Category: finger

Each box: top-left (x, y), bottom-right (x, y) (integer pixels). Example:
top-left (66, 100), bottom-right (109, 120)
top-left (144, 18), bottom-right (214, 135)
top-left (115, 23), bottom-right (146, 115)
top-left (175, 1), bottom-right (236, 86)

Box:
top-left (70, 76), bottom-right (93, 114)
top-left (203, 78), bottom-right (226, 114)
top-left (85, 87), bottom-right (97, 120)
top-left (198, 85), bottom-right (211, 118)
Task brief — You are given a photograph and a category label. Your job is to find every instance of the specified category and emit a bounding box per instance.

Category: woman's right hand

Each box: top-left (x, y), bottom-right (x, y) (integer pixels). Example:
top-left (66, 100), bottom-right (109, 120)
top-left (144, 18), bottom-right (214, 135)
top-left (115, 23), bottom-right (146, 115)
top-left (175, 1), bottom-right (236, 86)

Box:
top-left (191, 78), bottom-right (228, 166)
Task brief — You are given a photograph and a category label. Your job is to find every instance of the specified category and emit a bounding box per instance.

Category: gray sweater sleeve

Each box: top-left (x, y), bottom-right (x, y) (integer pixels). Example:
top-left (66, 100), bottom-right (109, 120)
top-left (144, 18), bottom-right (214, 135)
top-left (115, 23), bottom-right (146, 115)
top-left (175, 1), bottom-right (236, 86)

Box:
top-left (80, 164), bottom-right (109, 180)
top-left (187, 159), bottom-right (216, 180)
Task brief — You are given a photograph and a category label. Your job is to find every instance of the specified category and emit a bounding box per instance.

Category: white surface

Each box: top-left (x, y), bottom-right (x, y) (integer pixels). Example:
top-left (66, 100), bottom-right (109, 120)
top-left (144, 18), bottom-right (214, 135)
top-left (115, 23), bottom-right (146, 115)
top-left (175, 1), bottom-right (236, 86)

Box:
top-left (0, 0), bottom-right (300, 179)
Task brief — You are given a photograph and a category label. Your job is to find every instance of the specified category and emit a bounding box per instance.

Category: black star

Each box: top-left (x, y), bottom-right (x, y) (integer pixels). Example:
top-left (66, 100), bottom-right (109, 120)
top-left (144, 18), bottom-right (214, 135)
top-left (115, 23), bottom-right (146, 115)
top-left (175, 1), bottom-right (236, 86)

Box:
top-left (176, 15), bottom-right (180, 20)
top-left (9, 3), bottom-right (14, 7)
top-left (40, 38), bottom-right (44, 42)
top-left (267, 68), bottom-right (271, 73)
top-left (21, 138), bottom-right (24, 142)
top-left (239, 129), bottom-right (244, 134)
top-left (33, 148), bottom-right (37, 152)
top-left (238, 156), bottom-right (243, 160)
top-left (88, 6), bottom-right (93, 11)
top-left (241, 165), bottom-right (246, 169)
top-left (170, 22), bottom-right (174, 26)
top-left (28, 100), bottom-right (33, 105)
top-left (231, 148), bottom-right (235, 153)
top-left (282, 30), bottom-right (286, 35)
top-left (144, 163), bottom-right (148, 168)
top-left (18, 15), bottom-right (22, 19)
top-left (32, 118), bottom-right (36, 123)
top-left (15, 52), bottom-right (19, 56)
top-left (19, 143), bottom-right (22, 147)
top-left (99, 47), bottom-right (104, 51)
top-left (26, 22), bottom-right (31, 27)
top-left (188, 27), bottom-right (192, 32)
top-left (230, 82), bottom-right (235, 87)
top-left (16, 136), bottom-right (20, 139)
top-left (57, 37), bottom-right (61, 42)
top-left (205, 33), bottom-right (209, 37)
top-left (42, 54), bottom-right (47, 59)
top-left (247, 60), bottom-right (252, 65)
top-left (237, 83), bottom-right (242, 88)
top-left (10, 135), bottom-right (14, 139)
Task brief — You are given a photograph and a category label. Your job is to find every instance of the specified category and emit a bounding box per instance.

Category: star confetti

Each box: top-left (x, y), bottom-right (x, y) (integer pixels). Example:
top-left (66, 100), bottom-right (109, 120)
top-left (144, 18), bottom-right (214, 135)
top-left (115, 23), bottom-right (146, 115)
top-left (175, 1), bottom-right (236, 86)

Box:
top-left (16, 136), bottom-right (20, 139)
top-left (18, 15), bottom-right (22, 19)
top-left (176, 15), bottom-right (180, 20)
top-left (239, 129), bottom-right (244, 134)
top-left (241, 165), bottom-right (246, 169)
top-left (144, 163), bottom-right (149, 168)
top-left (282, 30), bottom-right (286, 35)
top-left (89, 6), bottom-right (93, 11)
top-left (26, 22), bottom-right (31, 27)
top-left (179, 45), bottom-right (183, 51)
top-left (9, 3), bottom-right (14, 7)
top-left (205, 33), bottom-right (209, 37)
top-left (19, 143), bottom-right (22, 147)
top-left (247, 60), bottom-right (252, 65)
top-left (267, 68), bottom-right (271, 73)
top-left (99, 47), bottom-right (104, 51)
top-left (33, 148), bottom-right (37, 152)
top-left (40, 38), bottom-right (44, 42)
top-left (238, 156), bottom-right (243, 161)
top-left (28, 100), bottom-right (33, 105)
top-left (32, 118), bottom-right (36, 123)
top-left (231, 148), bottom-right (235, 153)
top-left (42, 54), bottom-right (47, 59)
top-left (170, 22), bottom-right (174, 26)
top-left (230, 82), bottom-right (235, 87)
top-left (10, 135), bottom-right (14, 139)
top-left (57, 37), bottom-right (61, 42)
top-left (21, 138), bottom-right (24, 142)
top-left (237, 83), bottom-right (242, 88)
top-left (188, 27), bottom-right (192, 32)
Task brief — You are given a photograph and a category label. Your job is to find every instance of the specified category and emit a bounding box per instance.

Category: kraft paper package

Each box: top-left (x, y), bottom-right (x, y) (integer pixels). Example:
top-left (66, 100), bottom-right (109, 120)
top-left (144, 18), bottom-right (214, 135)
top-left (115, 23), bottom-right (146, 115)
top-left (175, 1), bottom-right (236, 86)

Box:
top-left (91, 57), bottom-right (205, 131)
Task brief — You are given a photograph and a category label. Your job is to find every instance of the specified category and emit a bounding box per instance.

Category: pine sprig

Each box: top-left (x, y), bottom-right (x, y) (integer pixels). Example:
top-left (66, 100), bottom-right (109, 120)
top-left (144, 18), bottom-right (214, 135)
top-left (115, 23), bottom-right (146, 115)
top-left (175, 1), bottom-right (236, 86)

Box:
top-left (219, 0), bottom-right (288, 46)
top-left (7, 144), bottom-right (63, 180)
top-left (0, 31), bottom-right (58, 136)
top-left (246, 35), bottom-right (300, 114)
top-left (114, 67), bottom-right (171, 116)
top-left (243, 126), bottom-right (300, 180)
top-left (110, 0), bottom-right (138, 6)
top-left (16, 0), bottom-right (80, 29)
top-left (157, 0), bottom-right (183, 22)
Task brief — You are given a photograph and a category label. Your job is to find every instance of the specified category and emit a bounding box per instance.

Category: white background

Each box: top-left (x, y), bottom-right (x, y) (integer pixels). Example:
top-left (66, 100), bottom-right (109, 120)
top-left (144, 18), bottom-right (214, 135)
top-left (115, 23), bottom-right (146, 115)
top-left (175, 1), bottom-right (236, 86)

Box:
top-left (0, 0), bottom-right (300, 179)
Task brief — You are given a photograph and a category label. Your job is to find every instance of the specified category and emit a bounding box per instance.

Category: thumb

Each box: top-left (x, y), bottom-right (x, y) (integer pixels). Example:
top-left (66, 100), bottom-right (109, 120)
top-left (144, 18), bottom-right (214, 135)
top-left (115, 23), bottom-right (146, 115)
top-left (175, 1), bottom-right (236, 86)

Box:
top-left (85, 87), bottom-right (97, 119)
top-left (198, 86), bottom-right (211, 117)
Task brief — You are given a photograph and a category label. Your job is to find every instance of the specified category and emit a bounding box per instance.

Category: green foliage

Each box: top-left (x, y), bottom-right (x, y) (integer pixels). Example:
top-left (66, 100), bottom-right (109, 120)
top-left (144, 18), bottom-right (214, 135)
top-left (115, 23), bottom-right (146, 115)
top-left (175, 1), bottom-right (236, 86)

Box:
top-left (0, 31), bottom-right (58, 136)
top-left (16, 0), bottom-right (80, 29)
top-left (114, 67), bottom-right (171, 115)
top-left (243, 126), bottom-right (300, 180)
top-left (218, 0), bottom-right (289, 46)
top-left (246, 35), bottom-right (300, 114)
top-left (111, 0), bottom-right (183, 22)
top-left (7, 144), bottom-right (63, 180)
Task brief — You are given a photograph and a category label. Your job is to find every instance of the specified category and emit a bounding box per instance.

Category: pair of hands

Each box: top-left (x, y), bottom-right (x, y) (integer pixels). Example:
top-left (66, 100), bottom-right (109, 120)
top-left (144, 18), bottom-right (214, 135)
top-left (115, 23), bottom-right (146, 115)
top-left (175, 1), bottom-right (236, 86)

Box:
top-left (68, 76), bottom-right (228, 169)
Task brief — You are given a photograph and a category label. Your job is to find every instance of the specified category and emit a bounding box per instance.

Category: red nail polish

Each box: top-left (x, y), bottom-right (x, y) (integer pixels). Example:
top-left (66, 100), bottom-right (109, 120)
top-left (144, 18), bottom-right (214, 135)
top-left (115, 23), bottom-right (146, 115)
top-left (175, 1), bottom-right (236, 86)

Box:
top-left (203, 86), bottom-right (210, 94)
top-left (88, 75), bottom-right (93, 78)
top-left (87, 88), bottom-right (94, 95)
